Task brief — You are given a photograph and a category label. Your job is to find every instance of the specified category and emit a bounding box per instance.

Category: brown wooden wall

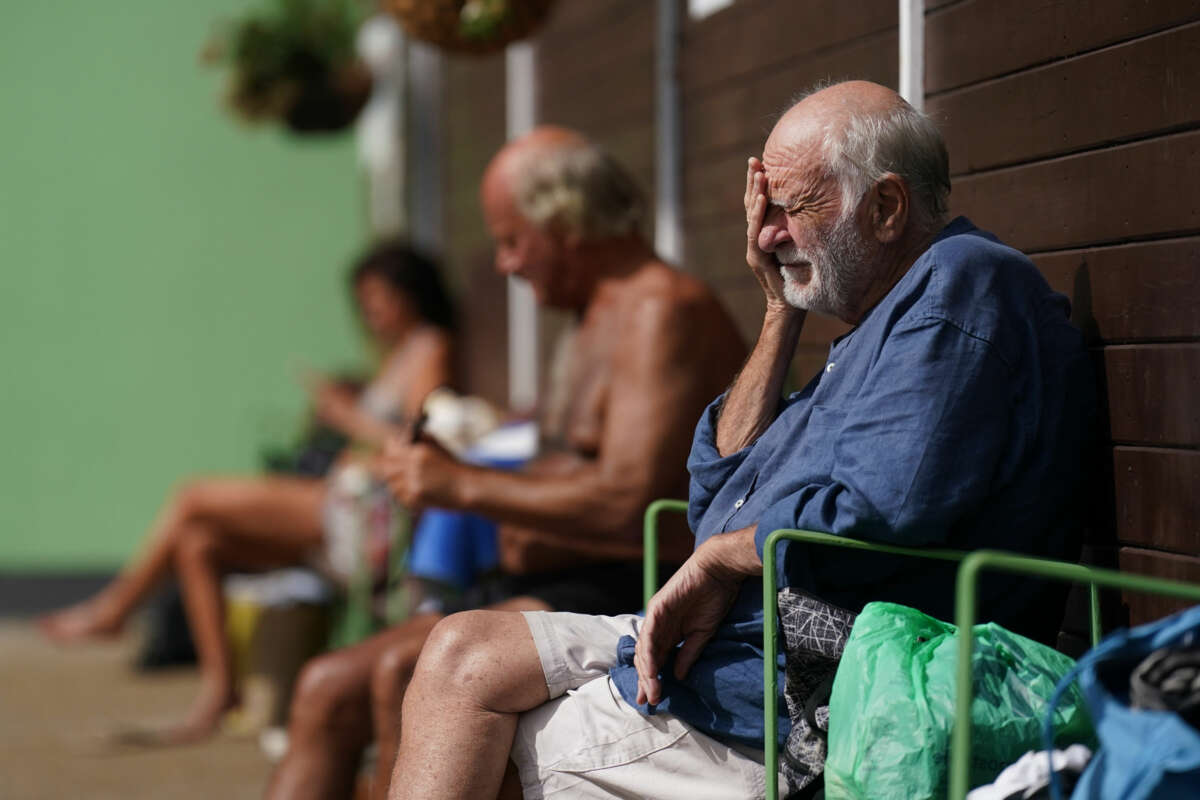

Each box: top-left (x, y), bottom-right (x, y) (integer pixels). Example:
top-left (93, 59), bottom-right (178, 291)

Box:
top-left (441, 50), bottom-right (510, 406)
top-left (925, 0), bottom-right (1200, 625)
top-left (434, 0), bottom-right (1199, 624)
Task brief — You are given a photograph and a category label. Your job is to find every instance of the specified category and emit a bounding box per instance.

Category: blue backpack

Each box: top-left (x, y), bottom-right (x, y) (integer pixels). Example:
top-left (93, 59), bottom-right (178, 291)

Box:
top-left (1045, 604), bottom-right (1200, 800)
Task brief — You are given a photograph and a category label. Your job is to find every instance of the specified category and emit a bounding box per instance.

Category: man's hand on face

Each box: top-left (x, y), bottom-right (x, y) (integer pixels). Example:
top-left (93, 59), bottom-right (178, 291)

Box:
top-left (380, 433), bottom-right (464, 511)
top-left (633, 535), bottom-right (745, 707)
top-left (744, 157), bottom-right (789, 312)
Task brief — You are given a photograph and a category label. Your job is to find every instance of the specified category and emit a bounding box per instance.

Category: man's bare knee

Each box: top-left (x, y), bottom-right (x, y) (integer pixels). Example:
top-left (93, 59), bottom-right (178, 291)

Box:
top-left (418, 611), bottom-right (498, 679)
top-left (415, 610), bottom-right (545, 713)
top-left (291, 651), bottom-right (371, 730)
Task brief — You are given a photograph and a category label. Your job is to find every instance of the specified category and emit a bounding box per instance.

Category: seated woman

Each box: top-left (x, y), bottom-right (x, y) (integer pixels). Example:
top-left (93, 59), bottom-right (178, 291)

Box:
top-left (37, 240), bottom-right (455, 743)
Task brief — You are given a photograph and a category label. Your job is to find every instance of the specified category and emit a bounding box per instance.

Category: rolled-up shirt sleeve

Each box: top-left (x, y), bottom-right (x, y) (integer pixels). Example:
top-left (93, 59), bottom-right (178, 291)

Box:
top-left (754, 318), bottom-right (1017, 577)
top-left (686, 393), bottom-right (755, 532)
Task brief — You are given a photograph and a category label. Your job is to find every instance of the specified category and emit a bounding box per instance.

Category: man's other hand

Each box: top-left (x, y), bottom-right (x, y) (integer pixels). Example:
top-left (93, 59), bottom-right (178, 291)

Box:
top-left (380, 434), bottom-right (465, 510)
top-left (634, 527), bottom-right (761, 706)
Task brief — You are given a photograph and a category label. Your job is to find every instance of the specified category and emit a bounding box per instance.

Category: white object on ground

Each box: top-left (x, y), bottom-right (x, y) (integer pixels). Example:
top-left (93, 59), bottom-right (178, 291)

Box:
top-left (967, 744), bottom-right (1094, 800)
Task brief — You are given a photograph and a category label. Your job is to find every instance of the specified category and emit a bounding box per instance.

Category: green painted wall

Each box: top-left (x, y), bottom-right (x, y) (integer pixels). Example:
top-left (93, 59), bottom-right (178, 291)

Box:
top-left (1, 2), bottom-right (367, 568)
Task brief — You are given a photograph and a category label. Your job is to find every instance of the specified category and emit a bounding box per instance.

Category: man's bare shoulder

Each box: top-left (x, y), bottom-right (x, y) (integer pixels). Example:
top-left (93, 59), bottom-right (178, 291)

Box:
top-left (600, 261), bottom-right (746, 365)
top-left (612, 260), bottom-right (728, 320)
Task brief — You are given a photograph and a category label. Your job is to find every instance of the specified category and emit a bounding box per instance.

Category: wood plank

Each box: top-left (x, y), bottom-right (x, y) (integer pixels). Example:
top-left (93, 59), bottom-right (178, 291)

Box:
top-left (930, 22), bottom-right (1200, 174)
top-left (683, 30), bottom-right (897, 161)
top-left (926, 0), bottom-right (1200, 95)
top-left (1032, 238), bottom-right (1200, 343)
top-left (951, 130), bottom-right (1200, 253)
top-left (683, 148), bottom-right (758, 225)
top-left (1114, 447), bottom-right (1200, 552)
top-left (680, 0), bottom-right (895, 95)
top-left (1118, 547), bottom-right (1200, 626)
top-left (682, 218), bottom-right (744, 282)
top-left (454, 250), bottom-right (510, 405)
top-left (1104, 345), bottom-right (1200, 446)
top-left (531, 0), bottom-right (646, 43)
top-left (541, 72), bottom-right (655, 140)
top-left (537, 5), bottom-right (653, 103)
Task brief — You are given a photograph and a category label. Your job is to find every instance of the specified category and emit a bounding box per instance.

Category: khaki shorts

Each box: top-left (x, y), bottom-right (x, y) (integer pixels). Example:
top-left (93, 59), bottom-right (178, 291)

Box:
top-left (514, 611), bottom-right (783, 800)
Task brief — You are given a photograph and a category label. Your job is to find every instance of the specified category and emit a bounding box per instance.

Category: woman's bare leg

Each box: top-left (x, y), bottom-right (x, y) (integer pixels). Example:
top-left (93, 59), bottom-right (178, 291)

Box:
top-left (40, 476), bottom-right (328, 740)
top-left (39, 476), bottom-right (326, 641)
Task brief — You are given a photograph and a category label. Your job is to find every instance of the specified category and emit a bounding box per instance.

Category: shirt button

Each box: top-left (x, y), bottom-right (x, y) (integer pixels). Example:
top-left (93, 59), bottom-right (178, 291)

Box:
top-left (734, 498), bottom-right (744, 509)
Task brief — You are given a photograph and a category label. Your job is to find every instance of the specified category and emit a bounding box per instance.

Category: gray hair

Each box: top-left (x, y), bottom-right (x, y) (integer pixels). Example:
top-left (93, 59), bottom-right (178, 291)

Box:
top-left (510, 142), bottom-right (646, 240)
top-left (790, 86), bottom-right (951, 230)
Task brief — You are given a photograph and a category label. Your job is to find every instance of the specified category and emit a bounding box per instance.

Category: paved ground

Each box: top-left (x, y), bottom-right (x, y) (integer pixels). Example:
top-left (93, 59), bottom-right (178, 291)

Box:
top-left (0, 620), bottom-right (272, 799)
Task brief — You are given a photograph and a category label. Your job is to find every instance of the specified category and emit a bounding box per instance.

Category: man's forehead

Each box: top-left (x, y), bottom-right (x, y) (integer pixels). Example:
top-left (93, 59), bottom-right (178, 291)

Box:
top-left (761, 141), bottom-right (827, 204)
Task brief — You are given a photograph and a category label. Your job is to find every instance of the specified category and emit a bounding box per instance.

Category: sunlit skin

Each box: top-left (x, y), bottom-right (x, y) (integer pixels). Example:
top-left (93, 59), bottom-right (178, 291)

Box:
top-left (267, 126), bottom-right (748, 800)
top-left (378, 82), bottom-right (942, 800)
top-left (36, 263), bottom-right (453, 745)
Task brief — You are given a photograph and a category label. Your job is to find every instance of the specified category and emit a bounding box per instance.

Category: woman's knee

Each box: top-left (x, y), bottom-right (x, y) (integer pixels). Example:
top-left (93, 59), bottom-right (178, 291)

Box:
top-left (174, 525), bottom-right (219, 565)
top-left (172, 479), bottom-right (214, 520)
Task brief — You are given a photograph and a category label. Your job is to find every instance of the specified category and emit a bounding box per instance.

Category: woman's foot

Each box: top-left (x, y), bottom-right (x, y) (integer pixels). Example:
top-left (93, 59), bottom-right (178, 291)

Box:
top-left (37, 600), bottom-right (124, 643)
top-left (114, 683), bottom-right (240, 747)
top-left (174, 679), bottom-right (240, 743)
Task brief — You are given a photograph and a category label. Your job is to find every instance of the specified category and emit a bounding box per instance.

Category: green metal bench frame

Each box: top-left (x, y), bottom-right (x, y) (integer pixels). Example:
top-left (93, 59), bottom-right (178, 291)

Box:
top-left (643, 500), bottom-right (1200, 800)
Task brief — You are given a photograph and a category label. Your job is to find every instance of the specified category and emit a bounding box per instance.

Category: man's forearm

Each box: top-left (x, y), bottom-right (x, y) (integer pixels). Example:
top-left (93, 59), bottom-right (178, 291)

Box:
top-left (449, 462), bottom-right (653, 544)
top-left (715, 306), bottom-right (805, 456)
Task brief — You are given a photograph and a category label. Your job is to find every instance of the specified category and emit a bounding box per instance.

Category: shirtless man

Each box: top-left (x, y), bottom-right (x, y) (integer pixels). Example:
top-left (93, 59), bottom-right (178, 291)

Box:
top-left (265, 127), bottom-right (747, 800)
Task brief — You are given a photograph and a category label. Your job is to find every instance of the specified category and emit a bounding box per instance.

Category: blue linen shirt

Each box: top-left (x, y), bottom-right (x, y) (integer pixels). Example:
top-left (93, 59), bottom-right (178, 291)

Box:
top-left (609, 218), bottom-right (1095, 748)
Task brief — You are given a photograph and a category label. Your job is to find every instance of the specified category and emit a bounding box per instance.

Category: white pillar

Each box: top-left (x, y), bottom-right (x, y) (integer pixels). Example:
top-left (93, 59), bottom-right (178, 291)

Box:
top-left (654, 0), bottom-right (683, 265)
top-left (406, 41), bottom-right (443, 253)
top-left (505, 42), bottom-right (540, 413)
top-left (898, 0), bottom-right (925, 111)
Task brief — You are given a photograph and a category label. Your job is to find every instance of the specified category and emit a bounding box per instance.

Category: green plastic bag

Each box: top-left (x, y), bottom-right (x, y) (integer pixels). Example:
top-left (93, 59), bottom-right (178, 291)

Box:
top-left (824, 602), bottom-right (1095, 799)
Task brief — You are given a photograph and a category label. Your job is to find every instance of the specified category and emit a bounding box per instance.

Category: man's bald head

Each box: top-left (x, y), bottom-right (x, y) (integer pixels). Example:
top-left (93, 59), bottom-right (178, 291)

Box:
top-left (482, 125), bottom-right (646, 241)
top-left (771, 81), bottom-right (950, 230)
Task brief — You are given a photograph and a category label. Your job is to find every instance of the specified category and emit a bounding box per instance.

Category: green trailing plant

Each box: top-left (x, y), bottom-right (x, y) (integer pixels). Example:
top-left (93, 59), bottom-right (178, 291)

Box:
top-left (204, 0), bottom-right (370, 134)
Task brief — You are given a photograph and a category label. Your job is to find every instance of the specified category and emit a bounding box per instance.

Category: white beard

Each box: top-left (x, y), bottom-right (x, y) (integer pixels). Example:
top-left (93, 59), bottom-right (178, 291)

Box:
top-left (777, 208), bottom-right (873, 319)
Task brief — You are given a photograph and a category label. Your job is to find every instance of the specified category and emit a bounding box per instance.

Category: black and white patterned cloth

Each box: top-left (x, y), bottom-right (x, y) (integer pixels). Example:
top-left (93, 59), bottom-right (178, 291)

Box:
top-left (776, 588), bottom-right (857, 798)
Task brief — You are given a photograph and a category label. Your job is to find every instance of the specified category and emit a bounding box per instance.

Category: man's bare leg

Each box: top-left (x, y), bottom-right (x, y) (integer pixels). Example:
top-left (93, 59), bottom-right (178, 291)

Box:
top-left (267, 614), bottom-right (444, 800)
top-left (38, 476), bottom-right (325, 641)
top-left (369, 597), bottom-right (550, 799)
top-left (388, 609), bottom-right (551, 800)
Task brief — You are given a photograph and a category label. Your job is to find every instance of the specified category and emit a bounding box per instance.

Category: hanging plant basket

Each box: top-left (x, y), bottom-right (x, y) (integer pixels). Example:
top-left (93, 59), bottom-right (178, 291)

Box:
top-left (205, 0), bottom-right (370, 134)
top-left (384, 0), bottom-right (556, 54)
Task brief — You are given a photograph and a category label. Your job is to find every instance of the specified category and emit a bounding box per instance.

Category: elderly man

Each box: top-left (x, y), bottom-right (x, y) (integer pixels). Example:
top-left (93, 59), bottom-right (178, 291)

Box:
top-left (385, 81), bottom-right (1094, 800)
top-left (265, 127), bottom-right (747, 799)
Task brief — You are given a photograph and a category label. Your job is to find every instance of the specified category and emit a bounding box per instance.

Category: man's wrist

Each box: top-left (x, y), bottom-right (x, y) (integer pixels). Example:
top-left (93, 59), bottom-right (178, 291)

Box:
top-left (446, 461), bottom-right (483, 511)
top-left (763, 302), bottom-right (805, 334)
top-left (699, 527), bottom-right (763, 581)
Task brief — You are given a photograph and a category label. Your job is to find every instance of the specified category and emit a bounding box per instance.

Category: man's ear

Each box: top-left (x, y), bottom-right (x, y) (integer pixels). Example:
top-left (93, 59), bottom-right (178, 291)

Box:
top-left (869, 173), bottom-right (908, 244)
